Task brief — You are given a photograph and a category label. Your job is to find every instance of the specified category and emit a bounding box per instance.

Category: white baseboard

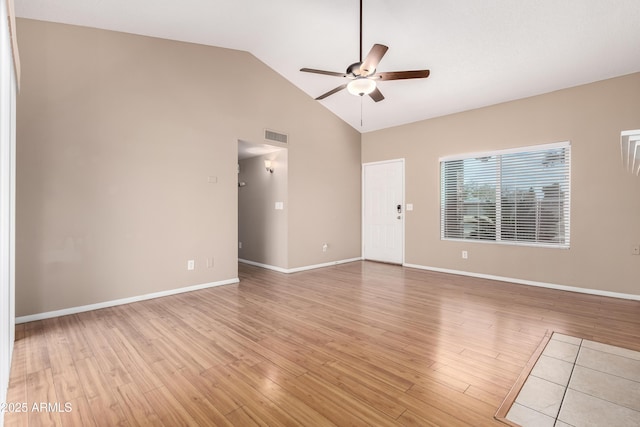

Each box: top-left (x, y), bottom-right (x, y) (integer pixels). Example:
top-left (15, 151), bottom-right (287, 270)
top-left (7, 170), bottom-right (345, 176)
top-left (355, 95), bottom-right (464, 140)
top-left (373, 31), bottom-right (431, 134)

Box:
top-left (15, 278), bottom-right (240, 324)
top-left (238, 259), bottom-right (289, 273)
top-left (239, 257), bottom-right (362, 274)
top-left (403, 263), bottom-right (640, 301)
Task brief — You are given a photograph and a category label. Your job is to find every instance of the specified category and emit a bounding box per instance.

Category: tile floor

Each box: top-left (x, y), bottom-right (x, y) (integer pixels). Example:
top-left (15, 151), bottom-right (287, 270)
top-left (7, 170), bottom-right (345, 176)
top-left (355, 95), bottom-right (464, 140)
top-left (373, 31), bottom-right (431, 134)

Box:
top-left (506, 332), bottom-right (640, 427)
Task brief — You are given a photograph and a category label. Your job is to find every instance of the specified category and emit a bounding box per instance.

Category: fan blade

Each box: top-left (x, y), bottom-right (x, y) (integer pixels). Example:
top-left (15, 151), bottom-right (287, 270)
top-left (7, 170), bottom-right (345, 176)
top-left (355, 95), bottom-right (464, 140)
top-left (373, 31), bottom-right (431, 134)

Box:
top-left (374, 70), bottom-right (430, 80)
top-left (359, 44), bottom-right (388, 76)
top-left (315, 84), bottom-right (348, 100)
top-left (369, 87), bottom-right (384, 102)
top-left (300, 68), bottom-right (348, 78)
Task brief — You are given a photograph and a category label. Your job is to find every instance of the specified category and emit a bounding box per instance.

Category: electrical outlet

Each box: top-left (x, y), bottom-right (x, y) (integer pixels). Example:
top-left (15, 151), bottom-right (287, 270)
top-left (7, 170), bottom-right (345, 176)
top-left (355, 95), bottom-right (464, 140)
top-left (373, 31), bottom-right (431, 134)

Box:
top-left (206, 257), bottom-right (214, 268)
top-left (187, 260), bottom-right (195, 270)
top-left (322, 243), bottom-right (328, 252)
top-left (632, 245), bottom-right (640, 255)
top-left (462, 250), bottom-right (468, 259)
top-left (239, 242), bottom-right (242, 249)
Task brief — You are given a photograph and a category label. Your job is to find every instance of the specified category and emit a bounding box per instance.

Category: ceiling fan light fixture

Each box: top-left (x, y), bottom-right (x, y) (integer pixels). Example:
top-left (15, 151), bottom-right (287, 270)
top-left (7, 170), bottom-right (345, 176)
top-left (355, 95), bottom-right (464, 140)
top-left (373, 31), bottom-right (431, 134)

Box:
top-left (347, 78), bottom-right (376, 96)
top-left (299, 1), bottom-right (429, 104)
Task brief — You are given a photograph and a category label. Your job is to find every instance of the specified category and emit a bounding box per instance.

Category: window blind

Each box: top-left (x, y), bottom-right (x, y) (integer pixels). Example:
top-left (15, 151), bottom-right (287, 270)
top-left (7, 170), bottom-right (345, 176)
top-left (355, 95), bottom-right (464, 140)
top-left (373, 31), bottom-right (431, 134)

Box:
top-left (440, 142), bottom-right (571, 247)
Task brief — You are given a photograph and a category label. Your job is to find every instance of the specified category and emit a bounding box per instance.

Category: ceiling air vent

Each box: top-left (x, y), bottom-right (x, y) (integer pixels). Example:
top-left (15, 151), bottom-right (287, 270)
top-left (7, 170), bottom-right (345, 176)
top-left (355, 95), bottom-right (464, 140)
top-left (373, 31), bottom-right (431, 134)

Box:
top-left (265, 129), bottom-right (288, 144)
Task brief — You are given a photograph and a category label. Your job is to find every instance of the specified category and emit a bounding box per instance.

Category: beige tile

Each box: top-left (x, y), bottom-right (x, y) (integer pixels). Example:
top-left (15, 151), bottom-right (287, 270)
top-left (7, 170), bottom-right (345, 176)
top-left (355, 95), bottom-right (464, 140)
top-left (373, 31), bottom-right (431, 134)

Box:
top-left (577, 347), bottom-right (640, 382)
top-left (551, 333), bottom-right (582, 346)
top-left (506, 402), bottom-right (556, 427)
top-left (582, 340), bottom-right (640, 361)
top-left (515, 375), bottom-right (566, 418)
top-left (530, 354), bottom-right (574, 386)
top-left (558, 389), bottom-right (640, 427)
top-left (542, 339), bottom-right (580, 363)
top-left (569, 365), bottom-right (640, 411)
top-left (554, 422), bottom-right (572, 427)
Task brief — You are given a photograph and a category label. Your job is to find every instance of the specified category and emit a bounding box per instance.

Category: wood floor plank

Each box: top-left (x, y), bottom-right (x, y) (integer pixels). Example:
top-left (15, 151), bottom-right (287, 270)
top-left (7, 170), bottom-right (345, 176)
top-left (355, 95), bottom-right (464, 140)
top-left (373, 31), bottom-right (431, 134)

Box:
top-left (464, 384), bottom-right (507, 408)
top-left (146, 317), bottom-right (231, 371)
top-left (86, 395), bottom-right (129, 427)
top-left (113, 382), bottom-right (163, 427)
top-left (407, 382), bottom-right (499, 421)
top-left (311, 361), bottom-right (407, 419)
top-left (83, 324), bottom-right (133, 389)
top-left (55, 315), bottom-right (94, 363)
top-left (44, 322), bottom-right (85, 403)
top-left (25, 369), bottom-right (63, 426)
top-left (73, 356), bottom-right (119, 405)
top-left (6, 261), bottom-right (640, 426)
top-left (178, 366), bottom-right (241, 416)
top-left (103, 328), bottom-right (164, 393)
top-left (223, 406), bottom-right (264, 427)
top-left (282, 372), bottom-right (401, 427)
top-left (399, 388), bottom-right (501, 427)
top-left (143, 385), bottom-right (202, 427)
top-left (202, 363), bottom-right (303, 427)
top-left (396, 409), bottom-right (446, 427)
top-left (62, 396), bottom-right (98, 427)
top-left (149, 360), bottom-right (233, 427)
top-left (6, 341), bottom-right (27, 402)
top-left (236, 362), bottom-right (337, 427)
top-left (24, 323), bottom-right (50, 375)
top-left (147, 335), bottom-right (207, 373)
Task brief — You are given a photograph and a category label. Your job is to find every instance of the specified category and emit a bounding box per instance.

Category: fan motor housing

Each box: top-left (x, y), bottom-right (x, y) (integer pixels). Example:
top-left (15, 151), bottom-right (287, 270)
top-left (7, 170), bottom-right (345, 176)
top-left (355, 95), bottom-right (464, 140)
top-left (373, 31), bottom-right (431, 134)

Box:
top-left (347, 62), bottom-right (372, 77)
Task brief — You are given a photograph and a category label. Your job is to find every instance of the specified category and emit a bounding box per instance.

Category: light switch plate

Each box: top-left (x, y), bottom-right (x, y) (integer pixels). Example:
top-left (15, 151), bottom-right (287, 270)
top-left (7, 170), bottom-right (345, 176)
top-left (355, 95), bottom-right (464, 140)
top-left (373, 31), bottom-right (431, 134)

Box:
top-left (275, 202), bottom-right (284, 210)
top-left (406, 203), bottom-right (414, 211)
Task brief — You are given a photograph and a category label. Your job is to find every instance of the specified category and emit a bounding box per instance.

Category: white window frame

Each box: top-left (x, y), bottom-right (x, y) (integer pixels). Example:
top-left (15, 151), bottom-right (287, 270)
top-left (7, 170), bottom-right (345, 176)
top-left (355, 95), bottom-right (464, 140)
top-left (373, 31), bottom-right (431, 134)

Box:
top-left (440, 142), bottom-right (571, 248)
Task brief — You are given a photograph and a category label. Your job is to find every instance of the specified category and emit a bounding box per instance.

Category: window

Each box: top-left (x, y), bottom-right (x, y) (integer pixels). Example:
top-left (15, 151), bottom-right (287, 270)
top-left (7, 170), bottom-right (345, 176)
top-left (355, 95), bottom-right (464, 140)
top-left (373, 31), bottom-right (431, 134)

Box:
top-left (440, 142), bottom-right (571, 247)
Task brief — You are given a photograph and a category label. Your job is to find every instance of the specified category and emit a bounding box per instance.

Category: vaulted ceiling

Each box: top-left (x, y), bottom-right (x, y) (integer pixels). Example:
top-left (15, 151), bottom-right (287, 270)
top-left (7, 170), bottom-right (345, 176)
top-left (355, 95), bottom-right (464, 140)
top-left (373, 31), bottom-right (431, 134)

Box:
top-left (16, 0), bottom-right (640, 133)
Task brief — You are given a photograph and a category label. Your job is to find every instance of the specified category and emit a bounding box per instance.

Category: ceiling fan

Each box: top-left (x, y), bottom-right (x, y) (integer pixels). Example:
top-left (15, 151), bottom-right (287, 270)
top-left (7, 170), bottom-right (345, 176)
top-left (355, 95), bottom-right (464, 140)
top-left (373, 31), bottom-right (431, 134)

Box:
top-left (300, 0), bottom-right (430, 102)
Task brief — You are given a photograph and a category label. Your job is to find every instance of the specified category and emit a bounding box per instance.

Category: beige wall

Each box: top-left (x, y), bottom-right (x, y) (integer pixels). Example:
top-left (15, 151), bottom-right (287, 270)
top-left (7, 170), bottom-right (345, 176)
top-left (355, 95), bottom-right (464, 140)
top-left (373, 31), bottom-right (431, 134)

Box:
top-left (288, 123), bottom-right (362, 268)
top-left (16, 19), bottom-right (361, 317)
top-left (363, 72), bottom-right (640, 296)
top-left (238, 150), bottom-right (288, 268)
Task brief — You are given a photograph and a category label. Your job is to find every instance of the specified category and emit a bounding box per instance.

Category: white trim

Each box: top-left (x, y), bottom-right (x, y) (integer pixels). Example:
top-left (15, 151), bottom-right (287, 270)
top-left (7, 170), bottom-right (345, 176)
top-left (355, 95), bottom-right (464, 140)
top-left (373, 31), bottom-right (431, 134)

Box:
top-left (1, 2), bottom-right (17, 420)
top-left (238, 259), bottom-right (289, 273)
top-left (361, 158), bottom-right (405, 167)
top-left (15, 278), bottom-right (240, 324)
top-left (439, 141), bottom-right (570, 162)
top-left (239, 257), bottom-right (362, 274)
top-left (442, 237), bottom-right (570, 250)
top-left (403, 263), bottom-right (640, 301)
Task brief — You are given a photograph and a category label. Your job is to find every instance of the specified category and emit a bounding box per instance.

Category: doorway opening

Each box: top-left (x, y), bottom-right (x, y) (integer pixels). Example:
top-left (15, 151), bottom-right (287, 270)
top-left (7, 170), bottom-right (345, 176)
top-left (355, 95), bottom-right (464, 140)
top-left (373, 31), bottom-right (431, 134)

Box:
top-left (237, 139), bottom-right (288, 270)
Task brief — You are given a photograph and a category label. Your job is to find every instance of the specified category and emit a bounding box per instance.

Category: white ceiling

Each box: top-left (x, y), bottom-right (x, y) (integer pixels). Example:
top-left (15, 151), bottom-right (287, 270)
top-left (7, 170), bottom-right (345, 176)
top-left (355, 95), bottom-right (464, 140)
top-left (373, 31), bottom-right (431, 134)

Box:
top-left (15, 0), bottom-right (640, 133)
top-left (237, 139), bottom-right (285, 160)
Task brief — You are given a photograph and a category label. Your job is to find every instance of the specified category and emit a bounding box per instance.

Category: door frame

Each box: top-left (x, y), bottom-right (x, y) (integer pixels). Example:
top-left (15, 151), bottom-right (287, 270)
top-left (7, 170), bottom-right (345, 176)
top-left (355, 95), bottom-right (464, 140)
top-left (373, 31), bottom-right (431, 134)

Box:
top-left (361, 158), bottom-right (405, 264)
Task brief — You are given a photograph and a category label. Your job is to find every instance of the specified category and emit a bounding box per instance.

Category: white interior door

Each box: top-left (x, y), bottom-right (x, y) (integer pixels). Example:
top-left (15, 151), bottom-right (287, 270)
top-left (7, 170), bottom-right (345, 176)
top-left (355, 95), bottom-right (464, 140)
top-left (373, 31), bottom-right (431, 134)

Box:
top-left (363, 159), bottom-right (404, 264)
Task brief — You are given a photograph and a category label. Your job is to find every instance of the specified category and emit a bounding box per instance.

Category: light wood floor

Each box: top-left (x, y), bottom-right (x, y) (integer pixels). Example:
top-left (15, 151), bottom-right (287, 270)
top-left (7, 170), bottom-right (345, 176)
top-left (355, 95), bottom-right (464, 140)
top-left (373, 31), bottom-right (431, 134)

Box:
top-left (5, 261), bottom-right (640, 426)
